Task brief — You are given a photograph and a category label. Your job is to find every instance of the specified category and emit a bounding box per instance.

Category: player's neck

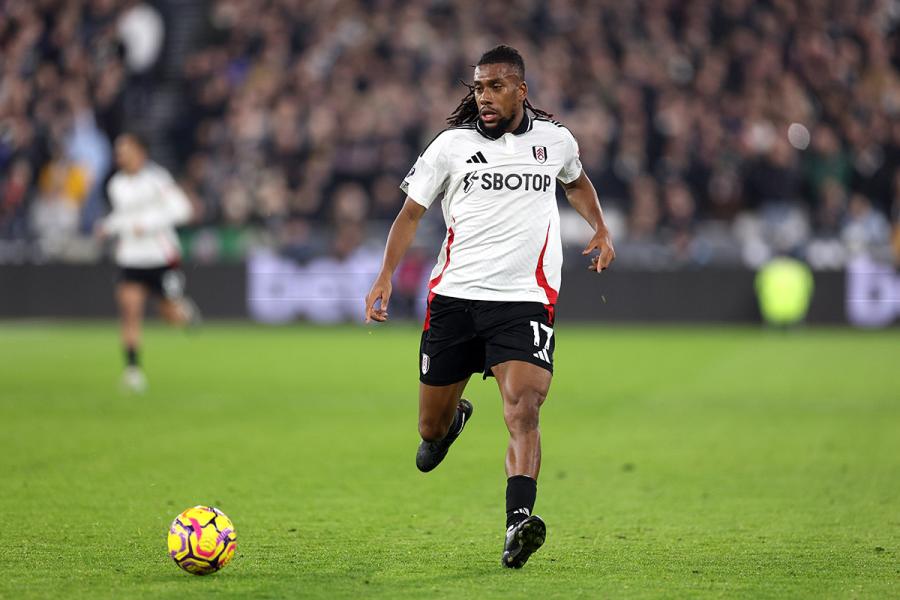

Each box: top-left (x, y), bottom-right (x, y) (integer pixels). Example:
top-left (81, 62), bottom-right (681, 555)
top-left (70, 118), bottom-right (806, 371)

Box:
top-left (504, 109), bottom-right (525, 134)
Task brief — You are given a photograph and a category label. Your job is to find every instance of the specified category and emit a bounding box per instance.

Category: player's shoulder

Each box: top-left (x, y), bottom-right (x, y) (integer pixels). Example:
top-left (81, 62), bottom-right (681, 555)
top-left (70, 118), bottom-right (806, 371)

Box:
top-left (419, 123), bottom-right (480, 156)
top-left (533, 115), bottom-right (567, 128)
top-left (142, 161), bottom-right (174, 182)
top-left (107, 170), bottom-right (129, 193)
top-left (532, 116), bottom-right (577, 141)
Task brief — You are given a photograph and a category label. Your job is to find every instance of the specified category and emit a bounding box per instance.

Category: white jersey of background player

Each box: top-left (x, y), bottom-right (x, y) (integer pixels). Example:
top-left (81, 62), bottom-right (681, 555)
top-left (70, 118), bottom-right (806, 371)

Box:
top-left (104, 157), bottom-right (191, 267)
top-left (97, 133), bottom-right (198, 394)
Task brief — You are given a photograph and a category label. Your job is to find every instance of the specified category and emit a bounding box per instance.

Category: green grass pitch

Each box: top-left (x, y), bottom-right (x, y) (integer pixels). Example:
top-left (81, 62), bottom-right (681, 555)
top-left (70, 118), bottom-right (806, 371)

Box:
top-left (0, 322), bottom-right (898, 598)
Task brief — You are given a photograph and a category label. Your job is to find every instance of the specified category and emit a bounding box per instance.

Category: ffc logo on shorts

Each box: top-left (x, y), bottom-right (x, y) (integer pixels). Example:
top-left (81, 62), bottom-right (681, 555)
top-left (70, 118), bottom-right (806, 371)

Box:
top-left (532, 145), bottom-right (547, 164)
top-left (421, 353), bottom-right (430, 375)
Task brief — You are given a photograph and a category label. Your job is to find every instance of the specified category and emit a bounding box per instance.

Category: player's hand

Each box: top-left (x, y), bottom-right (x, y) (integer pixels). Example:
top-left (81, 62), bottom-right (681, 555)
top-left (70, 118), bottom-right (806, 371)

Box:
top-left (583, 227), bottom-right (616, 272)
top-left (365, 274), bottom-right (392, 323)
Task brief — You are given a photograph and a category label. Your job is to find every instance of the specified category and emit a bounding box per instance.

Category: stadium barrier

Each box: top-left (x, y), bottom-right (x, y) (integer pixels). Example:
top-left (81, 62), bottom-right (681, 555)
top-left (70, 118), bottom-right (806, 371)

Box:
top-left (0, 264), bottom-right (246, 319)
top-left (1, 260), bottom-right (897, 327)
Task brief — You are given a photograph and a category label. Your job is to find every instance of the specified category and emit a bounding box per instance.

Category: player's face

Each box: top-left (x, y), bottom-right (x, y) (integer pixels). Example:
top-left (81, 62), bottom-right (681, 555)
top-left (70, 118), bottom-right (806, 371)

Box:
top-left (473, 63), bottom-right (526, 131)
top-left (114, 136), bottom-right (146, 173)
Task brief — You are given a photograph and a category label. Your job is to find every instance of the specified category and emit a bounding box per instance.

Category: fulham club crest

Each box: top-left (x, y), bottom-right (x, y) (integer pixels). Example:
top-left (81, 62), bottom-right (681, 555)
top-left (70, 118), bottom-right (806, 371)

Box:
top-left (421, 353), bottom-right (430, 375)
top-left (532, 145), bottom-right (547, 164)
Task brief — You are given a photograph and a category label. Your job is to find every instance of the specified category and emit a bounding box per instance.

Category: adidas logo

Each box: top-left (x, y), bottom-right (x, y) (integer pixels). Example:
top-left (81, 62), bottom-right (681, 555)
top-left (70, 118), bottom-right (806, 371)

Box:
top-left (533, 348), bottom-right (550, 363)
top-left (466, 151), bottom-right (488, 164)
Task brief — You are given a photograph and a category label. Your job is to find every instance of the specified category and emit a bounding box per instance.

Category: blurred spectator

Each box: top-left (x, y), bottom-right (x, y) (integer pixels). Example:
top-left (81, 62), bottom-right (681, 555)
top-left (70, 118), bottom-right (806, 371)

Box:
top-left (30, 150), bottom-right (89, 246)
top-left (331, 183), bottom-right (369, 226)
top-left (745, 137), bottom-right (804, 209)
top-left (0, 0), bottom-right (128, 242)
top-left (842, 193), bottom-right (892, 255)
top-left (660, 179), bottom-right (697, 259)
top-left (816, 178), bottom-right (847, 237)
top-left (805, 125), bottom-right (851, 195)
top-left (627, 176), bottom-right (661, 241)
top-left (117, 0), bottom-right (165, 74)
top-left (0, 159), bottom-right (32, 237)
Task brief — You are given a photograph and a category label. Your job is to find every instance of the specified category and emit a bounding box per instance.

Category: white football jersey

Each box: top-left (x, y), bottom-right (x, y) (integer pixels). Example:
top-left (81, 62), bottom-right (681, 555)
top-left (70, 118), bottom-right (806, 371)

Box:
top-left (401, 114), bottom-right (582, 305)
top-left (104, 162), bottom-right (192, 268)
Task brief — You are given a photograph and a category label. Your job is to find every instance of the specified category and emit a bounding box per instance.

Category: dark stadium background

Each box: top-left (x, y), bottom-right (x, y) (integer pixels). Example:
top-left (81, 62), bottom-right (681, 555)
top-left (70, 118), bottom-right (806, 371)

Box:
top-left (1, 0), bottom-right (897, 326)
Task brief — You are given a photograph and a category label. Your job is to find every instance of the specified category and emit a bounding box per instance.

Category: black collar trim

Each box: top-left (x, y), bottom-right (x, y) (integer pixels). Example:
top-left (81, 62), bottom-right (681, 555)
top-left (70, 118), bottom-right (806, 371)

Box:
top-left (512, 112), bottom-right (532, 135)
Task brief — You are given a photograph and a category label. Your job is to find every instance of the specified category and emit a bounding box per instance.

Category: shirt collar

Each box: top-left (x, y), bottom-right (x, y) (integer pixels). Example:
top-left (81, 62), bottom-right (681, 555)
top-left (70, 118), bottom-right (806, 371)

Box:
top-left (475, 112), bottom-right (532, 140)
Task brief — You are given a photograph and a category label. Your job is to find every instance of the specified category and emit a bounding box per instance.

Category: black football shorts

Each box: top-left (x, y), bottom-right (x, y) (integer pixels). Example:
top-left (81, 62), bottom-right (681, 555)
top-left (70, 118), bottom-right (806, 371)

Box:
top-left (118, 265), bottom-right (185, 299)
top-left (418, 294), bottom-right (556, 386)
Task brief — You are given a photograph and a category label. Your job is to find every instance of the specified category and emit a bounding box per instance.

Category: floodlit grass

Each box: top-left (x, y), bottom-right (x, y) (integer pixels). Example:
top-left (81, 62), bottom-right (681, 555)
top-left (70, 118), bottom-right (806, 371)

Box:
top-left (0, 322), bottom-right (898, 598)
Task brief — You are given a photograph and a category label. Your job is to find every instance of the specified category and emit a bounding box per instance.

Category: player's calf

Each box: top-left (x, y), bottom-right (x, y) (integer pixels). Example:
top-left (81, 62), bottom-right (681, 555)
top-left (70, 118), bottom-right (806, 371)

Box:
top-left (179, 297), bottom-right (202, 328)
top-left (418, 414), bottom-right (453, 442)
top-left (415, 399), bottom-right (473, 472)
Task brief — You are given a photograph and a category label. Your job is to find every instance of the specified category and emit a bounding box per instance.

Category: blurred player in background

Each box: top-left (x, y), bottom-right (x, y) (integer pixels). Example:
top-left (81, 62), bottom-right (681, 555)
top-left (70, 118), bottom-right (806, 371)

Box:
top-left (366, 46), bottom-right (615, 568)
top-left (96, 133), bottom-right (199, 393)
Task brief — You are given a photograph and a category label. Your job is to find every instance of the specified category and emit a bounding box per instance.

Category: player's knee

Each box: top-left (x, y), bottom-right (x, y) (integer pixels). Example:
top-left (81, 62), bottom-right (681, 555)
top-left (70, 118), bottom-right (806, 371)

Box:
top-left (121, 305), bottom-right (142, 322)
top-left (418, 417), bottom-right (450, 442)
top-left (161, 302), bottom-right (185, 324)
top-left (503, 381), bottom-right (546, 409)
top-left (503, 386), bottom-right (544, 432)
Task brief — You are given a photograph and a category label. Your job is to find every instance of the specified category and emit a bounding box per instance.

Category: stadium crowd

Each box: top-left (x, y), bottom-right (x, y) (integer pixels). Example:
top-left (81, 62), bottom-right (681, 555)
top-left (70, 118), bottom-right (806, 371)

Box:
top-left (2, 0), bottom-right (899, 268)
top-left (0, 0), bottom-right (163, 258)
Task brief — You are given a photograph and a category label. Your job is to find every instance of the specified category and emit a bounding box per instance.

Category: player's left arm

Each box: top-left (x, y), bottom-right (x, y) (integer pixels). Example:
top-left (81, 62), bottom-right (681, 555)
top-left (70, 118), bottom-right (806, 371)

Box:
top-left (561, 171), bottom-right (616, 272)
top-left (141, 177), bottom-right (192, 232)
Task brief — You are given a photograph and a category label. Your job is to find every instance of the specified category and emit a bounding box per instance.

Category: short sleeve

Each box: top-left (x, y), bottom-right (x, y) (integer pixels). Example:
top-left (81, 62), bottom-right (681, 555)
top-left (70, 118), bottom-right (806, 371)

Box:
top-left (400, 131), bottom-right (451, 209)
top-left (151, 165), bottom-right (176, 186)
top-left (103, 175), bottom-right (132, 234)
top-left (147, 163), bottom-right (177, 193)
top-left (106, 177), bottom-right (121, 208)
top-left (556, 128), bottom-right (583, 184)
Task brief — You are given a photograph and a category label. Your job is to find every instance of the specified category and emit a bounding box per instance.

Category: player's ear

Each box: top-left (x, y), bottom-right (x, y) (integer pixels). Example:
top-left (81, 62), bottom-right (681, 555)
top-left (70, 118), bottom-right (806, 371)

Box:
top-left (518, 80), bottom-right (528, 102)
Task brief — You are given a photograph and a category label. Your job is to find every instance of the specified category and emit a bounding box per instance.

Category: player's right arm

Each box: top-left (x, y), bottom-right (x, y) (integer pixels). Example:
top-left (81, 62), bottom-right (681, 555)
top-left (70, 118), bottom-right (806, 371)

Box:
top-left (365, 198), bottom-right (426, 323)
top-left (367, 130), bottom-right (451, 323)
top-left (96, 176), bottom-right (126, 239)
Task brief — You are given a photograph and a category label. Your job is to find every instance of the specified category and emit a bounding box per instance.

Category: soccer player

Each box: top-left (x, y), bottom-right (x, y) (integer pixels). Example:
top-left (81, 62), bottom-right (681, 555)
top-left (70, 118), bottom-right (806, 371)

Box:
top-left (365, 46), bottom-right (615, 568)
top-left (96, 133), bottom-right (199, 393)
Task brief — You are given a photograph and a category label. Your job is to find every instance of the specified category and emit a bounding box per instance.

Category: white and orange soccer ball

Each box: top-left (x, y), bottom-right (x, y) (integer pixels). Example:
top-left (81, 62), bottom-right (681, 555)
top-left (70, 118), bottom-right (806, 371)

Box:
top-left (167, 505), bottom-right (237, 575)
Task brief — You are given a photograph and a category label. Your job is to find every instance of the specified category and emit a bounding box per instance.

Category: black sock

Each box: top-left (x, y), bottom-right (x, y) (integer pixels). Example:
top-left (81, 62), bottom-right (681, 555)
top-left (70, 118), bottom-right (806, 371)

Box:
top-left (125, 346), bottom-right (139, 367)
top-left (506, 475), bottom-right (537, 529)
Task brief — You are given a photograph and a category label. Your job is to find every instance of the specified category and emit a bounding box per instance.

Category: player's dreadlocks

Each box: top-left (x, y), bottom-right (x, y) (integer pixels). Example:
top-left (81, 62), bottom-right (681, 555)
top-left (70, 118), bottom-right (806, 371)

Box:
top-left (447, 45), bottom-right (553, 126)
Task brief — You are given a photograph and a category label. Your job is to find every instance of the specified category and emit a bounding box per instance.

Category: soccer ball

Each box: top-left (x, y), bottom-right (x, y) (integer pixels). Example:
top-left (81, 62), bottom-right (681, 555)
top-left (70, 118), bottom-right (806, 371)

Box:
top-left (167, 505), bottom-right (237, 575)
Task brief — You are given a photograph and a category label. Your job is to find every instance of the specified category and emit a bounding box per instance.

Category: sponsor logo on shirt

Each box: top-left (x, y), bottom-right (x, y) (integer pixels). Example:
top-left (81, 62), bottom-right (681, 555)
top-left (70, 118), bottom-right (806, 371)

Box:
top-left (462, 172), bottom-right (553, 194)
